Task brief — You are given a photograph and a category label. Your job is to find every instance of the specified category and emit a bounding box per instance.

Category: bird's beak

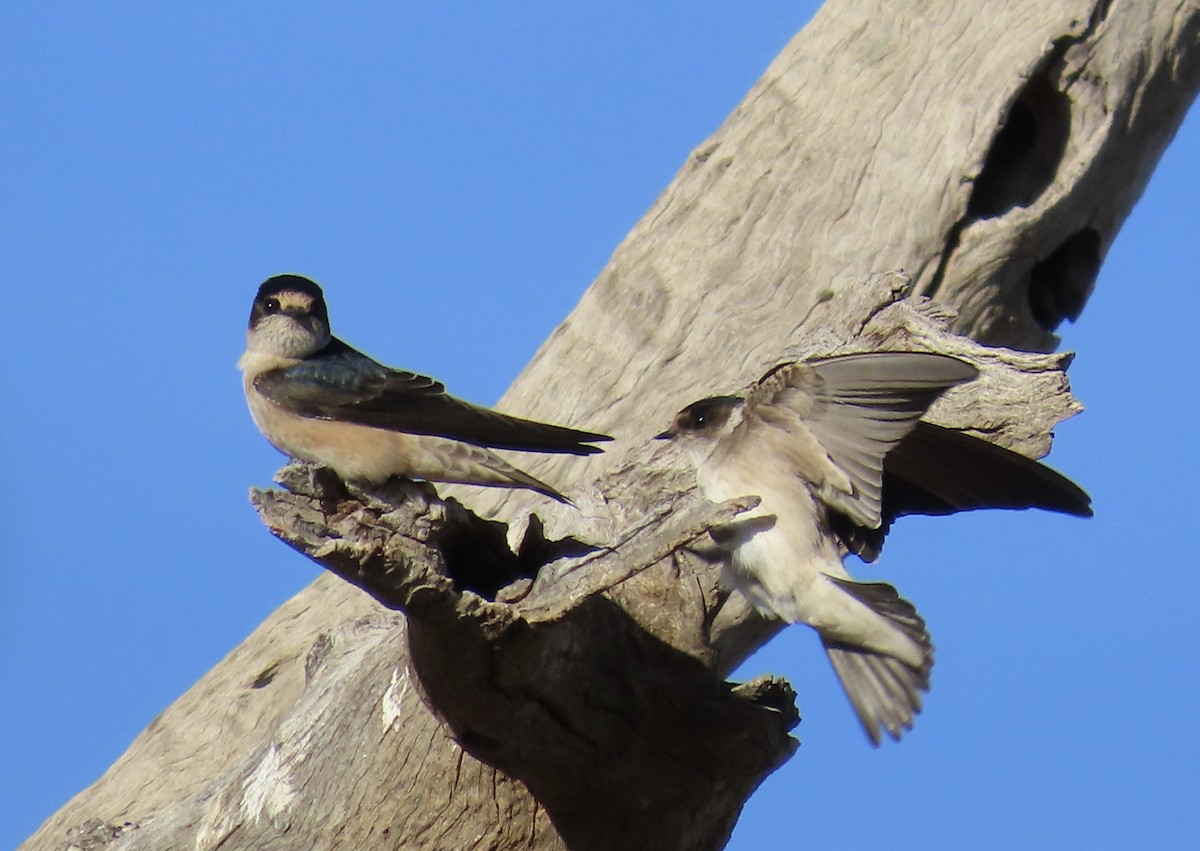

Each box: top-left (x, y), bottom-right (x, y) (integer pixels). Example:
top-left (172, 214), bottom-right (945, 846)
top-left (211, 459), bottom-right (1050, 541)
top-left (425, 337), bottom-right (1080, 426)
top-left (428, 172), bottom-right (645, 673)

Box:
top-left (654, 430), bottom-right (673, 441)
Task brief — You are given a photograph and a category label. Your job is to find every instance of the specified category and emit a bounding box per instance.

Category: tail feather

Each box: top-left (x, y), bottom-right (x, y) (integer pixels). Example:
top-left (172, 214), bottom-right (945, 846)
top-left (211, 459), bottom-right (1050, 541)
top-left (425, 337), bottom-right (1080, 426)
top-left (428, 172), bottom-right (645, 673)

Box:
top-left (436, 443), bottom-right (575, 503)
top-left (881, 655), bottom-right (923, 707)
top-left (823, 577), bottom-right (934, 746)
top-left (825, 644), bottom-right (931, 746)
top-left (504, 467), bottom-right (573, 505)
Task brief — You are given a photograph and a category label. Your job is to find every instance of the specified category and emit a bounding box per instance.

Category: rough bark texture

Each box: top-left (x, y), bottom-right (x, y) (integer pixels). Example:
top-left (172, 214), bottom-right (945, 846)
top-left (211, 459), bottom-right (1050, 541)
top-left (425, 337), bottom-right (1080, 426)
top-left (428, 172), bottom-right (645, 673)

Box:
top-left (28, 2), bottom-right (1199, 850)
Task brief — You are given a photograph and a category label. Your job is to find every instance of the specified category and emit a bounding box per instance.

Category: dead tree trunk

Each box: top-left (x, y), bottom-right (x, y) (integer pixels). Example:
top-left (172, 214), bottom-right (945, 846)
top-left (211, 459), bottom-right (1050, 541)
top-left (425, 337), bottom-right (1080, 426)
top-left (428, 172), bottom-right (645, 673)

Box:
top-left (28, 2), bottom-right (1199, 850)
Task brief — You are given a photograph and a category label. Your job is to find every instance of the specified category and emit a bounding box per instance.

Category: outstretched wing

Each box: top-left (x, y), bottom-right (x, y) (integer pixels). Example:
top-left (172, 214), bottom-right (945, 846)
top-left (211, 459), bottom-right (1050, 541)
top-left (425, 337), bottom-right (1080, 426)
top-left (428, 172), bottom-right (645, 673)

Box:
top-left (834, 420), bottom-right (1093, 562)
top-left (741, 352), bottom-right (978, 529)
top-left (255, 338), bottom-right (610, 454)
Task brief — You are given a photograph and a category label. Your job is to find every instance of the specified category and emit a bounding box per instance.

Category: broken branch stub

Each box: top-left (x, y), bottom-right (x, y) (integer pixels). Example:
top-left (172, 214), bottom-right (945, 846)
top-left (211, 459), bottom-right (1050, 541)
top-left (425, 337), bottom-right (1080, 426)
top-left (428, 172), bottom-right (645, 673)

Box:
top-left (251, 458), bottom-right (795, 851)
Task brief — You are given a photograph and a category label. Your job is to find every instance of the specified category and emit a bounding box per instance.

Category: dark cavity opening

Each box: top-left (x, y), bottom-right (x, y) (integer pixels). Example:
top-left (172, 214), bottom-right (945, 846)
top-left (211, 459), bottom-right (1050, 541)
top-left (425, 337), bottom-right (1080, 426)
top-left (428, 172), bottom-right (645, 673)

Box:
top-left (1028, 228), bottom-right (1101, 332)
top-left (967, 70), bottom-right (1071, 220)
top-left (251, 662), bottom-right (280, 689)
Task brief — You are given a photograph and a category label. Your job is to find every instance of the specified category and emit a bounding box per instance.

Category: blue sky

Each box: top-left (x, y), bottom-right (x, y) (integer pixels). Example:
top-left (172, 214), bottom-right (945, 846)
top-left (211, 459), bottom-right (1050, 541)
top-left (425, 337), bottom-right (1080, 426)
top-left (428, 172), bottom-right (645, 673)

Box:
top-left (2, 4), bottom-right (1197, 849)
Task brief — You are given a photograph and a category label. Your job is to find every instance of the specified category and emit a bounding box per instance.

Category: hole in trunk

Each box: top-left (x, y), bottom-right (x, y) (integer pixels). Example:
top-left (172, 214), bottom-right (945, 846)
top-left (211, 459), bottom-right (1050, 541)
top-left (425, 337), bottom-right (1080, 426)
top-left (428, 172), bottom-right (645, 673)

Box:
top-left (967, 70), bottom-right (1071, 220)
top-left (1028, 228), bottom-right (1101, 332)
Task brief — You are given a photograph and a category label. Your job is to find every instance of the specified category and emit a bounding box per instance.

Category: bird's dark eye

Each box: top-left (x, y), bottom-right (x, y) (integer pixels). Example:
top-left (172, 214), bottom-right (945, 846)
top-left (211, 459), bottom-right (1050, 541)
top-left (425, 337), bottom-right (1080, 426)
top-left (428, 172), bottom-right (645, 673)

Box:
top-left (678, 410), bottom-right (707, 431)
top-left (264, 297), bottom-right (281, 312)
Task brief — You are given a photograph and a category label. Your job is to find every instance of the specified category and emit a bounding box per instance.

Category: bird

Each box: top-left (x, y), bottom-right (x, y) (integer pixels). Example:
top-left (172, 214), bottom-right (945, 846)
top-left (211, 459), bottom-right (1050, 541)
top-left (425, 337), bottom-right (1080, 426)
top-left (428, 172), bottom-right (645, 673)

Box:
top-left (656, 351), bottom-right (1091, 745)
top-left (238, 274), bottom-right (611, 503)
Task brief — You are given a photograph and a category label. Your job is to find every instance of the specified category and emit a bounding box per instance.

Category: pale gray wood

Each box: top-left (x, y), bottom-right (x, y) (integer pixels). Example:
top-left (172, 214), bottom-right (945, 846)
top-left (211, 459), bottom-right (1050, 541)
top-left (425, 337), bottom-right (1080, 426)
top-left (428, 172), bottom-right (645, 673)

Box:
top-left (27, 2), bottom-right (1199, 850)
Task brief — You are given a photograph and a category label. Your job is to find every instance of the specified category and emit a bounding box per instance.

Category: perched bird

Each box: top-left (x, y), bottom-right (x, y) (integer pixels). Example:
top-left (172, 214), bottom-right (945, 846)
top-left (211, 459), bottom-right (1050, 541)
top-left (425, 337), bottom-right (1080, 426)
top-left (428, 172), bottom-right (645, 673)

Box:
top-left (657, 351), bottom-right (1091, 745)
top-left (238, 274), bottom-right (610, 502)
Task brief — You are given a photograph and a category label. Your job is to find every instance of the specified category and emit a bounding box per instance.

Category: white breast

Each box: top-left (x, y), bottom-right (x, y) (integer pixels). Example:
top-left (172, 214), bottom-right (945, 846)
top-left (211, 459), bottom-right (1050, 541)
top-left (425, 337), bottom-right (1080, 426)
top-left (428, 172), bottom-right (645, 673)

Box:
top-left (699, 452), bottom-right (856, 625)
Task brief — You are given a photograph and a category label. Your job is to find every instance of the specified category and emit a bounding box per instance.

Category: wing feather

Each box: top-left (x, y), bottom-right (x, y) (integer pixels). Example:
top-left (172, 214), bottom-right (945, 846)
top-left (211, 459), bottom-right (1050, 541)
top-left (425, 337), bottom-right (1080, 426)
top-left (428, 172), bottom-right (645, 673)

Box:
top-left (742, 352), bottom-right (977, 528)
top-left (255, 339), bottom-right (610, 454)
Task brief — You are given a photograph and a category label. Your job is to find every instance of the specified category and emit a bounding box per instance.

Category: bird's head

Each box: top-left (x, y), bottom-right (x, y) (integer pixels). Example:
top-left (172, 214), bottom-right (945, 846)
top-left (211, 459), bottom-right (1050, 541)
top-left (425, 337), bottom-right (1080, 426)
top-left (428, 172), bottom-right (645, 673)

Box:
top-left (655, 395), bottom-right (744, 460)
top-left (247, 274), bottom-right (332, 358)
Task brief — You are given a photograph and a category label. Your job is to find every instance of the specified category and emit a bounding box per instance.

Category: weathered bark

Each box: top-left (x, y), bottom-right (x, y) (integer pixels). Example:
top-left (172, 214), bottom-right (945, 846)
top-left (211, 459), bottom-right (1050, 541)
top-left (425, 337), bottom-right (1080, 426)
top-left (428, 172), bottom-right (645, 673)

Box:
top-left (28, 2), bottom-right (1199, 850)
